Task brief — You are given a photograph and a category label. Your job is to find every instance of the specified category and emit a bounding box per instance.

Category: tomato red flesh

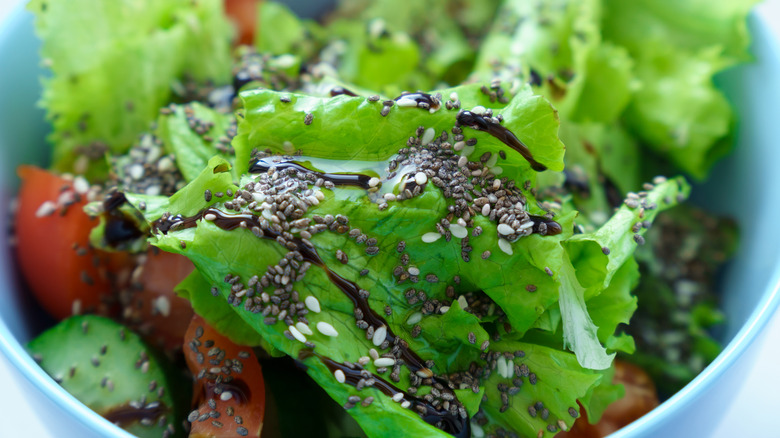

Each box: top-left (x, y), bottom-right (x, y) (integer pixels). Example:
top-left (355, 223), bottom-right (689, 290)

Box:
top-left (225, 0), bottom-right (260, 46)
top-left (14, 166), bottom-right (117, 320)
top-left (122, 249), bottom-right (195, 354)
top-left (184, 315), bottom-right (266, 437)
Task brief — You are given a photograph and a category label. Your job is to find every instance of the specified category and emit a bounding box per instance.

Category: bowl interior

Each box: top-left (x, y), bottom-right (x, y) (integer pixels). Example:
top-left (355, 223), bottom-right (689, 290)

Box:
top-left (1, 4), bottom-right (780, 437)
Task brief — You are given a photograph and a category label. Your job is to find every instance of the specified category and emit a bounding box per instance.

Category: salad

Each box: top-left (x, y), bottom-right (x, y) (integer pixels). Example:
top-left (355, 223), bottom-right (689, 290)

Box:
top-left (11, 0), bottom-right (754, 437)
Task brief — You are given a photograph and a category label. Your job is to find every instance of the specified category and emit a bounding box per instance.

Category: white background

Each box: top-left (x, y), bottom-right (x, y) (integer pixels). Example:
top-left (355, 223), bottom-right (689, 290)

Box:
top-left (1, 0), bottom-right (780, 437)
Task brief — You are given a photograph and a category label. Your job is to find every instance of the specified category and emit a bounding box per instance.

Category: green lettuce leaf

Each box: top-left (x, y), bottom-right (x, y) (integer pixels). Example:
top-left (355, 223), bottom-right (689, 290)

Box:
top-left (174, 269), bottom-right (282, 354)
top-left (155, 102), bottom-right (236, 182)
top-left (601, 0), bottom-right (759, 179)
top-left (28, 0), bottom-right (233, 177)
top-left (477, 341), bottom-right (601, 437)
top-left (233, 84), bottom-right (565, 177)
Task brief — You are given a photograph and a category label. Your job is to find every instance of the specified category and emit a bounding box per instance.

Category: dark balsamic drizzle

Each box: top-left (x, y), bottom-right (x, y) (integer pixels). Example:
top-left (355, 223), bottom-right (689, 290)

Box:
top-left (456, 110), bottom-right (547, 172)
top-left (529, 215), bottom-right (563, 236)
top-left (102, 402), bottom-right (168, 427)
top-left (152, 208), bottom-right (469, 436)
top-left (199, 379), bottom-right (251, 405)
top-left (301, 351), bottom-right (469, 438)
top-left (394, 92), bottom-right (441, 111)
top-left (330, 86), bottom-right (359, 97)
top-left (152, 209), bottom-right (428, 375)
top-left (249, 158), bottom-right (374, 189)
top-left (102, 192), bottom-right (145, 248)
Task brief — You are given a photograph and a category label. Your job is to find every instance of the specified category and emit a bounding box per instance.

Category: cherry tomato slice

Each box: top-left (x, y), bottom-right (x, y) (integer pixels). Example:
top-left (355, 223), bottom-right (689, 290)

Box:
top-left (122, 249), bottom-right (195, 354)
top-left (14, 166), bottom-right (116, 320)
top-left (226, 0), bottom-right (260, 45)
top-left (557, 360), bottom-right (659, 437)
top-left (184, 314), bottom-right (266, 437)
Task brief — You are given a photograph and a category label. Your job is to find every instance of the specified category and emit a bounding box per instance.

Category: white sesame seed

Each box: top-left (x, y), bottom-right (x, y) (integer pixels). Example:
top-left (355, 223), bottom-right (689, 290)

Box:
top-left (383, 193), bottom-right (396, 201)
top-left (457, 296), bottom-right (468, 309)
top-left (368, 177), bottom-right (380, 188)
top-left (369, 348), bottom-right (380, 360)
top-left (422, 232), bottom-right (441, 243)
top-left (128, 163), bottom-right (144, 180)
top-left (368, 18), bottom-right (385, 39)
top-left (439, 306), bottom-right (450, 314)
top-left (396, 95), bottom-right (418, 107)
top-left (35, 201), bottom-right (57, 218)
top-left (305, 296), bottom-right (321, 313)
top-left (306, 195), bottom-right (320, 206)
top-left (449, 224), bottom-right (468, 239)
top-left (251, 192), bottom-right (265, 203)
top-left (471, 105), bottom-right (486, 115)
top-left (497, 356), bottom-right (508, 379)
top-left (372, 326), bottom-right (387, 347)
top-left (457, 218), bottom-right (467, 227)
top-left (450, 92), bottom-right (459, 101)
top-left (653, 176), bottom-right (667, 184)
top-left (401, 400), bottom-right (411, 409)
top-left (392, 393), bottom-right (404, 402)
top-left (220, 392), bottom-right (234, 401)
top-left (71, 299), bottom-right (82, 316)
top-left (73, 155), bottom-right (89, 174)
top-left (517, 221), bottom-right (534, 231)
top-left (334, 369), bottom-right (346, 383)
top-left (407, 267), bottom-right (420, 276)
top-left (471, 422), bottom-right (485, 438)
top-left (492, 179), bottom-right (501, 190)
top-left (453, 141), bottom-right (465, 151)
top-left (316, 321), bottom-right (339, 337)
top-left (498, 238), bottom-right (513, 255)
top-left (275, 54), bottom-right (297, 69)
top-left (153, 296), bottom-right (171, 317)
top-left (314, 190), bottom-right (325, 200)
top-left (481, 204), bottom-right (491, 216)
top-left (497, 224), bottom-right (514, 235)
top-left (295, 322), bottom-right (313, 336)
top-left (204, 213), bottom-right (217, 222)
top-left (73, 176), bottom-right (89, 195)
top-left (288, 325), bottom-right (307, 343)
top-left (414, 172), bottom-right (428, 186)
top-left (406, 312), bottom-right (423, 325)
top-left (421, 128), bottom-right (435, 145)
top-left (374, 358), bottom-right (395, 368)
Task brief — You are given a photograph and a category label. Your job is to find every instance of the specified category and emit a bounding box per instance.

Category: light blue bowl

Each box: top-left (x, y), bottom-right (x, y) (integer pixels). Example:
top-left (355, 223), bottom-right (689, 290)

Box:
top-left (1, 3), bottom-right (779, 438)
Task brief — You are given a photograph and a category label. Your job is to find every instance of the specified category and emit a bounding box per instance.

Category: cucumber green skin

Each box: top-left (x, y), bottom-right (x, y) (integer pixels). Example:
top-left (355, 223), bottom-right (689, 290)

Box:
top-left (27, 315), bottom-right (187, 437)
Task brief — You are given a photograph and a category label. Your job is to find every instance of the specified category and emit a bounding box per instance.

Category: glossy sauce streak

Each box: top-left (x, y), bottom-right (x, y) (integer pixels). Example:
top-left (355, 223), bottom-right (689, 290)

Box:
top-left (102, 192), bottom-right (145, 248)
top-left (394, 92), bottom-right (441, 110)
top-left (303, 352), bottom-right (469, 438)
top-left (152, 209), bottom-right (427, 373)
top-left (529, 215), bottom-right (563, 236)
top-left (102, 402), bottom-right (168, 427)
top-left (456, 110), bottom-right (547, 172)
top-left (249, 158), bottom-right (374, 189)
top-left (330, 86), bottom-right (359, 97)
top-left (152, 208), bottom-right (468, 436)
top-left (199, 379), bottom-right (251, 405)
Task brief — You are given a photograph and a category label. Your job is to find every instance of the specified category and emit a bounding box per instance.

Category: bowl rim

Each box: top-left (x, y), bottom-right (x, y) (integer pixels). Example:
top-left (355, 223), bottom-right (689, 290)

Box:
top-left (1, 1), bottom-right (779, 437)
